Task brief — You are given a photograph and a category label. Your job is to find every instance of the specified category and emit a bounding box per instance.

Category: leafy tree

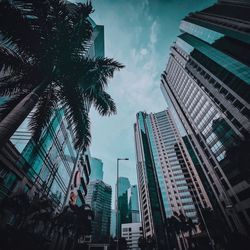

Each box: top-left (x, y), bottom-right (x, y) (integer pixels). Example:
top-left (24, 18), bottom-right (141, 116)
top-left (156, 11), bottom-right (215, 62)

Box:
top-left (118, 237), bottom-right (128, 250)
top-left (197, 207), bottom-right (226, 248)
top-left (165, 212), bottom-right (197, 250)
top-left (109, 236), bottom-right (117, 250)
top-left (146, 235), bottom-right (156, 250)
top-left (224, 135), bottom-right (250, 183)
top-left (138, 236), bottom-right (147, 250)
top-left (0, 191), bottom-right (94, 250)
top-left (0, 0), bottom-right (124, 150)
top-left (0, 191), bottom-right (56, 250)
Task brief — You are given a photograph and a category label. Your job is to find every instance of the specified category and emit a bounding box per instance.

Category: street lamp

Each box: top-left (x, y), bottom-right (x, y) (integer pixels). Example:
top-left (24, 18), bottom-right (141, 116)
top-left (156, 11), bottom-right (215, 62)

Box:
top-left (116, 158), bottom-right (129, 250)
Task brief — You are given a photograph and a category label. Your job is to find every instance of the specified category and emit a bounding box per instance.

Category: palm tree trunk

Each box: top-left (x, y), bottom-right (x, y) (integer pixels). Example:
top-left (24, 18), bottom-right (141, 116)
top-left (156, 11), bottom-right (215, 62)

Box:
top-left (0, 90), bottom-right (39, 149)
top-left (0, 68), bottom-right (55, 150)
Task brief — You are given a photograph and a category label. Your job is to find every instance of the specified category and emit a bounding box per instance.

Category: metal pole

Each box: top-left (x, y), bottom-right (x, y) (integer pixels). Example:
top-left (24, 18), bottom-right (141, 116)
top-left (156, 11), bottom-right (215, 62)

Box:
top-left (116, 159), bottom-right (119, 250)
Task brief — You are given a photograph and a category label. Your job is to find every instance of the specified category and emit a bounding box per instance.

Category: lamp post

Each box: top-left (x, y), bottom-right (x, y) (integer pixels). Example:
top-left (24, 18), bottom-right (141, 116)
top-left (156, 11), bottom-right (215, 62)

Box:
top-left (116, 158), bottom-right (129, 250)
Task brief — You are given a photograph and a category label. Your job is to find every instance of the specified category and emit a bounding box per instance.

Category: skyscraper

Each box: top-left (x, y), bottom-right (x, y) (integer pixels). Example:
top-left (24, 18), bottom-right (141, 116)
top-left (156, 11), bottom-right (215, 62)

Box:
top-left (134, 112), bottom-right (168, 249)
top-left (110, 209), bottom-right (117, 237)
top-left (128, 185), bottom-right (140, 223)
top-left (135, 110), bottom-right (211, 236)
top-left (118, 177), bottom-right (131, 196)
top-left (161, 0), bottom-right (250, 235)
top-left (90, 157), bottom-right (104, 181)
top-left (117, 177), bottom-right (131, 237)
top-left (85, 180), bottom-right (112, 243)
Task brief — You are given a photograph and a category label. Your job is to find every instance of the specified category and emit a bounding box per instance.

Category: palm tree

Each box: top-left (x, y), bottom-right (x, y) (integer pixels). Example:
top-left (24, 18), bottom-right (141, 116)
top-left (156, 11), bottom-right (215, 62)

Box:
top-left (0, 191), bottom-right (56, 250)
top-left (0, 0), bottom-right (124, 150)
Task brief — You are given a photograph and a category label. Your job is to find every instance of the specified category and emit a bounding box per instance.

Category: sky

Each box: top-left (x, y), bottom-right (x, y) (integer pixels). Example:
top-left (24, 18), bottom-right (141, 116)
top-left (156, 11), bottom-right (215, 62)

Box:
top-left (78, 0), bottom-right (215, 208)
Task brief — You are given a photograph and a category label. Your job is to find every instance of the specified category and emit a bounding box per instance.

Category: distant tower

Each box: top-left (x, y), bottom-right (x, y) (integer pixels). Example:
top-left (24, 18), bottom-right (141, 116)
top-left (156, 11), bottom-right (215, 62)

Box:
top-left (110, 209), bottom-right (117, 237)
top-left (128, 185), bottom-right (140, 223)
top-left (116, 177), bottom-right (131, 237)
top-left (85, 180), bottom-right (112, 243)
top-left (90, 157), bottom-right (104, 181)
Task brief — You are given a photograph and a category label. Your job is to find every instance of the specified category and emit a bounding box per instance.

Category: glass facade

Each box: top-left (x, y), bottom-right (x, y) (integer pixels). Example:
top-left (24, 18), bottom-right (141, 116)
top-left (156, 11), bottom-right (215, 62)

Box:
top-left (116, 177), bottom-right (130, 237)
top-left (7, 109), bottom-right (77, 207)
top-left (89, 157), bottom-right (103, 181)
top-left (134, 112), bottom-right (168, 248)
top-left (85, 180), bottom-right (112, 243)
top-left (128, 185), bottom-right (140, 223)
top-left (145, 114), bottom-right (172, 218)
top-left (179, 33), bottom-right (250, 84)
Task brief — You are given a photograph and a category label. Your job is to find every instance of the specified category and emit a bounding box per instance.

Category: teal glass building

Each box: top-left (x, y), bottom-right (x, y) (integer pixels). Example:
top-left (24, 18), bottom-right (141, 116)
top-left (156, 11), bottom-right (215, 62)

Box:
top-left (128, 185), bottom-right (140, 223)
top-left (85, 180), bottom-right (112, 243)
top-left (89, 157), bottom-right (104, 181)
top-left (161, 0), bottom-right (250, 236)
top-left (116, 177), bottom-right (131, 237)
top-left (134, 112), bottom-right (169, 249)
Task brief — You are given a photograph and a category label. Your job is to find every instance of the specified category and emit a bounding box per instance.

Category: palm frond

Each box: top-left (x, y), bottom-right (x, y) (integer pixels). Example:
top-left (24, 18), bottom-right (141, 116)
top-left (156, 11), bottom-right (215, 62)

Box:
top-left (85, 89), bottom-right (117, 116)
top-left (60, 85), bottom-right (91, 151)
top-left (29, 85), bottom-right (59, 140)
top-left (72, 57), bottom-right (124, 91)
top-left (69, 1), bottom-right (93, 57)
top-left (0, 0), bottom-right (40, 56)
top-left (0, 74), bottom-right (24, 96)
top-left (0, 68), bottom-right (40, 96)
top-left (95, 57), bottom-right (125, 78)
top-left (0, 45), bottom-right (27, 74)
top-left (0, 92), bottom-right (28, 121)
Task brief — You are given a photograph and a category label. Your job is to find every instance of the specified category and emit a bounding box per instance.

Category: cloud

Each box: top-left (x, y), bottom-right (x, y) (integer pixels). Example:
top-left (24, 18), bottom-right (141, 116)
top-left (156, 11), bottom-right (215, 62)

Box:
top-left (150, 20), bottom-right (159, 45)
top-left (149, 20), bottom-right (159, 49)
top-left (140, 48), bottom-right (148, 56)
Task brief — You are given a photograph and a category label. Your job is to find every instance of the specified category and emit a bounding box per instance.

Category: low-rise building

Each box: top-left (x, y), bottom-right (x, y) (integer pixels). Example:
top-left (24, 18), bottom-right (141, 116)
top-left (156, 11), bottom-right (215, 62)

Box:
top-left (121, 223), bottom-right (143, 250)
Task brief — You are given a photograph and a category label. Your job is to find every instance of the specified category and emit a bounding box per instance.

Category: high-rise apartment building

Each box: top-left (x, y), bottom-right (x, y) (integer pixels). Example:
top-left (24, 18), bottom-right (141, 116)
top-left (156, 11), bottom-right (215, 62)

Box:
top-left (90, 157), bottom-right (104, 181)
top-left (85, 180), bottom-right (112, 243)
top-left (161, 0), bottom-right (250, 235)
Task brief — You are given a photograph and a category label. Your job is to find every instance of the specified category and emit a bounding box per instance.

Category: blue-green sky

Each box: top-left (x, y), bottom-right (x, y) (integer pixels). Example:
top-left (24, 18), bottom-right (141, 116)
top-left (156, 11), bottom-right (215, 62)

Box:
top-left (80, 0), bottom-right (215, 208)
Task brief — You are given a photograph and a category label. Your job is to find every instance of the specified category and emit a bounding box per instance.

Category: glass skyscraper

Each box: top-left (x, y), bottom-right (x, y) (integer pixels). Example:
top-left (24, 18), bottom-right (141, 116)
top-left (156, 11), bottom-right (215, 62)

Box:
top-left (134, 110), bottom-right (211, 241)
top-left (134, 112), bottom-right (169, 249)
top-left (128, 185), bottom-right (140, 223)
top-left (110, 209), bottom-right (116, 237)
top-left (89, 157), bottom-right (104, 181)
top-left (116, 177), bottom-right (131, 237)
top-left (85, 180), bottom-right (112, 243)
top-left (161, 0), bottom-right (250, 235)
